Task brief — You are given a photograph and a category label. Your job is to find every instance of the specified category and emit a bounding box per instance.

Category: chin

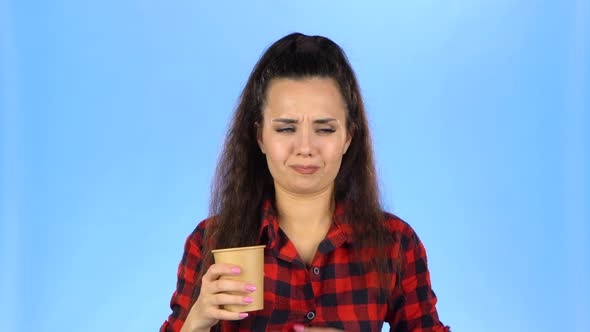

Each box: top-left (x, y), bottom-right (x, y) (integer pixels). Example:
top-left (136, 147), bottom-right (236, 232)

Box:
top-left (287, 183), bottom-right (331, 196)
top-left (288, 187), bottom-right (316, 195)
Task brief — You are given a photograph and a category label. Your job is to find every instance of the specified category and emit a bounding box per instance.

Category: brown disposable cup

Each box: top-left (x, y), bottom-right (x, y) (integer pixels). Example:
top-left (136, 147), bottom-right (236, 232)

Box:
top-left (211, 245), bottom-right (265, 312)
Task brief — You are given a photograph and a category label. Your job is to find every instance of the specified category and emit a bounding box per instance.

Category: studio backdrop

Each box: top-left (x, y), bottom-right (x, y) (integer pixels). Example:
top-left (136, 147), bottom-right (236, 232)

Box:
top-left (1, 1), bottom-right (588, 331)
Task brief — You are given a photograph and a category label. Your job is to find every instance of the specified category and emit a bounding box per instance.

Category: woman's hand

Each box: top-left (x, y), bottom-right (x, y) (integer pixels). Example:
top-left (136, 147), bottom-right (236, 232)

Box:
top-left (292, 325), bottom-right (344, 332)
top-left (180, 263), bottom-right (256, 332)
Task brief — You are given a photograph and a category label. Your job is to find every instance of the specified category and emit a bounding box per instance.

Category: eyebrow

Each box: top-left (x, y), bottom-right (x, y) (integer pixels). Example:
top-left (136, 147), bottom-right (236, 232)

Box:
top-left (272, 118), bottom-right (337, 124)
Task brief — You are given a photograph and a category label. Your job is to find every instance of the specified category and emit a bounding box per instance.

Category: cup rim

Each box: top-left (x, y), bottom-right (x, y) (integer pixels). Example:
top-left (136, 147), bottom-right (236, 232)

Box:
top-left (211, 245), bottom-right (266, 254)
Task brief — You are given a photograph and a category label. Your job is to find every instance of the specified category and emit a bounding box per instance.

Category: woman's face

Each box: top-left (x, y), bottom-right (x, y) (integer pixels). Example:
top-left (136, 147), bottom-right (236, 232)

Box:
top-left (258, 77), bottom-right (352, 196)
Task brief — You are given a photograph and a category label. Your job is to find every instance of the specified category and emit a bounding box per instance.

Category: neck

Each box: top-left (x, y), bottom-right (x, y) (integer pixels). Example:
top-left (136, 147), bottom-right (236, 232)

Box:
top-left (274, 184), bottom-right (335, 230)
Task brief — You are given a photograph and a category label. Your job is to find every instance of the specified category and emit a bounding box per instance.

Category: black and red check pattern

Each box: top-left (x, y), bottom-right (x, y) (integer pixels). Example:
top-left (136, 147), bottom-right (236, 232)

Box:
top-left (161, 201), bottom-right (450, 332)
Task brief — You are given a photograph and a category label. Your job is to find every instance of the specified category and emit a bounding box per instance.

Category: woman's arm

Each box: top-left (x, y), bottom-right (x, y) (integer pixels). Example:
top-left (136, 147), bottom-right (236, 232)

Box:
top-left (160, 220), bottom-right (254, 332)
top-left (161, 223), bottom-right (207, 332)
top-left (385, 223), bottom-right (450, 332)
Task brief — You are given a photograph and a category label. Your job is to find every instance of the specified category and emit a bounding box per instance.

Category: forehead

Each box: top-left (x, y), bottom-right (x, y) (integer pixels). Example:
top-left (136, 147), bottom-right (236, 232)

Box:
top-left (263, 77), bottom-right (347, 119)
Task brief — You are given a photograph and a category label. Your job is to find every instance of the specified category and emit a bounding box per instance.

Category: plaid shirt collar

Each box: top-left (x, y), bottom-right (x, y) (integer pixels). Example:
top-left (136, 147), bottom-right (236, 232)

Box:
top-left (257, 199), bottom-right (354, 265)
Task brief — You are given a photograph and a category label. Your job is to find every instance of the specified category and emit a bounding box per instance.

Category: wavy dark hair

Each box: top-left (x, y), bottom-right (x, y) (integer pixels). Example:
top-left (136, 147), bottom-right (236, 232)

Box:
top-left (200, 33), bottom-right (396, 287)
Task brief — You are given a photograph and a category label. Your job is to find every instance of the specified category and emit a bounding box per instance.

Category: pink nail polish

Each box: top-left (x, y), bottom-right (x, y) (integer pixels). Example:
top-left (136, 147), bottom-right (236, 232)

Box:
top-left (243, 296), bottom-right (254, 304)
top-left (231, 267), bottom-right (241, 274)
top-left (293, 324), bottom-right (305, 332)
top-left (239, 312), bottom-right (248, 319)
top-left (245, 284), bottom-right (257, 292)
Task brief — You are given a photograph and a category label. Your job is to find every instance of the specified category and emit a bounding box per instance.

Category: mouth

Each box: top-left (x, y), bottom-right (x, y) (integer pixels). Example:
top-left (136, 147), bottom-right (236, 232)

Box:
top-left (290, 165), bottom-right (320, 175)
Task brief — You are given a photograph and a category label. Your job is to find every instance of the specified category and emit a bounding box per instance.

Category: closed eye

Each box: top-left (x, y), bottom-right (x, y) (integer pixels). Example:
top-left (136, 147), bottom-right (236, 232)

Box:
top-left (317, 128), bottom-right (336, 134)
top-left (276, 127), bottom-right (295, 133)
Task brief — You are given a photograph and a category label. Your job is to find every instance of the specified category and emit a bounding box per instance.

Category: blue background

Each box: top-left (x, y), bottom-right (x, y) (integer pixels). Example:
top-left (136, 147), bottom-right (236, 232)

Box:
top-left (1, 1), bottom-right (588, 331)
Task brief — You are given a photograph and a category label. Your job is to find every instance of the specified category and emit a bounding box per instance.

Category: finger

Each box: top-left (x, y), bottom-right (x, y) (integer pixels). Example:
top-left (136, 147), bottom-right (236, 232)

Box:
top-left (202, 263), bottom-right (242, 282)
top-left (207, 307), bottom-right (249, 321)
top-left (293, 325), bottom-right (344, 332)
top-left (209, 292), bottom-right (253, 307)
top-left (209, 279), bottom-right (256, 294)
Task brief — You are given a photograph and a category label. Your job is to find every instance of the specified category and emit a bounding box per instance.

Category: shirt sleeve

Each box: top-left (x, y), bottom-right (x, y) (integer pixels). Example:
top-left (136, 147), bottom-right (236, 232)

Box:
top-left (160, 222), bottom-right (207, 332)
top-left (385, 224), bottom-right (450, 332)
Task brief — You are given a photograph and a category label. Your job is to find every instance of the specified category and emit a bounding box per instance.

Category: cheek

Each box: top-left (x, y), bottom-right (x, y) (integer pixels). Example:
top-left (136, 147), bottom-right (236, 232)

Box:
top-left (265, 140), bottom-right (291, 164)
top-left (323, 143), bottom-right (346, 162)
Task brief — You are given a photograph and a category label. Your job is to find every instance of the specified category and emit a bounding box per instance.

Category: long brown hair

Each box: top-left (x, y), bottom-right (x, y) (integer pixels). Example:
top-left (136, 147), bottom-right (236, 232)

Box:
top-left (201, 33), bottom-right (395, 287)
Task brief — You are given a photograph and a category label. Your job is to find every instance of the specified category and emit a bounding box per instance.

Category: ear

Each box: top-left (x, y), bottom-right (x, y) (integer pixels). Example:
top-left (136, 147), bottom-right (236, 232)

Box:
top-left (343, 130), bottom-right (353, 154)
top-left (255, 122), bottom-right (266, 154)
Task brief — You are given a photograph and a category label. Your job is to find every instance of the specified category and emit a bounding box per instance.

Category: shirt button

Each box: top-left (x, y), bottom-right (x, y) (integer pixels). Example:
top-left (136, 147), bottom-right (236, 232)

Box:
top-left (306, 311), bottom-right (316, 321)
top-left (312, 267), bottom-right (320, 275)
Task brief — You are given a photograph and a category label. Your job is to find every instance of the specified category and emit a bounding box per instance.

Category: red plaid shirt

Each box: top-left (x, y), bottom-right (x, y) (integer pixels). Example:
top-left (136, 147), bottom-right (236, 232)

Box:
top-left (161, 201), bottom-right (450, 332)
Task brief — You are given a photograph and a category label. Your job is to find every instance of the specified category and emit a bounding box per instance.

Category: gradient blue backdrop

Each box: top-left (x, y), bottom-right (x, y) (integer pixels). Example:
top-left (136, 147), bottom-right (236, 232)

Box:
top-left (1, 1), bottom-right (588, 331)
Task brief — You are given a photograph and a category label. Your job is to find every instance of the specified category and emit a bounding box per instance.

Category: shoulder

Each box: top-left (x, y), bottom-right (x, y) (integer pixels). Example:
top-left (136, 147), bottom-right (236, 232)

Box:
top-left (381, 211), bottom-right (423, 251)
top-left (184, 217), bottom-right (216, 250)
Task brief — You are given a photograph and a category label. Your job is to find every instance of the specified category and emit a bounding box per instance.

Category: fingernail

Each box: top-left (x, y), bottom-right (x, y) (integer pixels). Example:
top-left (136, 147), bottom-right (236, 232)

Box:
top-left (245, 284), bottom-right (257, 292)
top-left (243, 296), bottom-right (254, 304)
top-left (239, 312), bottom-right (248, 319)
top-left (293, 324), bottom-right (305, 332)
top-left (231, 267), bottom-right (241, 274)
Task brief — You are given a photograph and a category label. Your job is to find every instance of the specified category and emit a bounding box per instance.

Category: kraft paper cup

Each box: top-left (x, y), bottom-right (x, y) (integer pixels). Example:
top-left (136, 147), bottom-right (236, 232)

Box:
top-left (211, 245), bottom-right (265, 312)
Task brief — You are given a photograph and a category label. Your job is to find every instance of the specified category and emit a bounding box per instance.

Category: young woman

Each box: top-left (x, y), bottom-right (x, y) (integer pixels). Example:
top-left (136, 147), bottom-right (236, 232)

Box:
top-left (161, 33), bottom-right (450, 332)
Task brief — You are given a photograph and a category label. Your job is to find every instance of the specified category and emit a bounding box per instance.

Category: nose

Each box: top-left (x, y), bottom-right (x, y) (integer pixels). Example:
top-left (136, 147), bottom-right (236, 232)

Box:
top-left (296, 126), bottom-right (313, 157)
